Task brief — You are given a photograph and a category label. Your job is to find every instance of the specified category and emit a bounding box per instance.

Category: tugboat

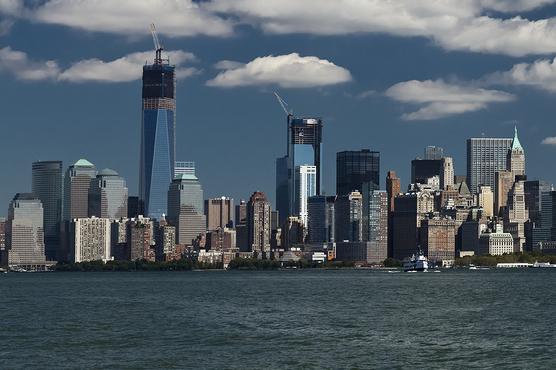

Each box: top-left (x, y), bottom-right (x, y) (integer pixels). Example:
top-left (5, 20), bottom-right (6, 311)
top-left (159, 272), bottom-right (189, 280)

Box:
top-left (403, 250), bottom-right (429, 272)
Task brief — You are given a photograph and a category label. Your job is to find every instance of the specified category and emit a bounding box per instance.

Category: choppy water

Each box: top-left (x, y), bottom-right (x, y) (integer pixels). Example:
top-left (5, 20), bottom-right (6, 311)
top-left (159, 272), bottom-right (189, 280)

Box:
top-left (1, 269), bottom-right (555, 369)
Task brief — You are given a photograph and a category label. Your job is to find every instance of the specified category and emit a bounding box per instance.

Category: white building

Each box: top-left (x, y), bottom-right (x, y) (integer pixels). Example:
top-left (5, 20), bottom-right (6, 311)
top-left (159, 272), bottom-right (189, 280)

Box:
top-left (479, 224), bottom-right (514, 256)
top-left (295, 165), bottom-right (317, 227)
top-left (71, 217), bottom-right (112, 262)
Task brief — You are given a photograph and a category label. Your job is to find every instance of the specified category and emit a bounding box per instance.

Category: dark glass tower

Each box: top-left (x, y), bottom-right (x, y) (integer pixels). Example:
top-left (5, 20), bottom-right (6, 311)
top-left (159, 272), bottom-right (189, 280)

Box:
top-left (139, 53), bottom-right (176, 220)
top-left (336, 150), bottom-right (380, 241)
top-left (32, 161), bottom-right (62, 261)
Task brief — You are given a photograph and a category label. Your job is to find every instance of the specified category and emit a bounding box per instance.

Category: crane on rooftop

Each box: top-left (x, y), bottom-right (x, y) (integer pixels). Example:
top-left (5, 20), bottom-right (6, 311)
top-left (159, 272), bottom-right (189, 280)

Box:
top-left (150, 23), bottom-right (165, 64)
top-left (274, 92), bottom-right (293, 117)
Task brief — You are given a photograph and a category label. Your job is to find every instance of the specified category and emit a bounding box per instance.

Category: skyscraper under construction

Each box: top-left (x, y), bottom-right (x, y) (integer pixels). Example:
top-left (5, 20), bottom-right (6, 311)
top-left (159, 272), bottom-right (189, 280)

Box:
top-left (139, 25), bottom-right (176, 220)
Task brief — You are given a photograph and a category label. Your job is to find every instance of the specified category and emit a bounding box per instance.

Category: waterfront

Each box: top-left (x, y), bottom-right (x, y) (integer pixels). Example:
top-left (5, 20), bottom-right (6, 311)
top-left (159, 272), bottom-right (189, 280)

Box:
top-left (1, 270), bottom-right (555, 369)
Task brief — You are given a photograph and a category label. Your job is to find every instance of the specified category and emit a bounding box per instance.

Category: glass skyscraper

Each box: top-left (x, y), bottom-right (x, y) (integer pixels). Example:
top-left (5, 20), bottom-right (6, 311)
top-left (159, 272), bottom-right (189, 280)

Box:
top-left (276, 115), bottom-right (323, 226)
top-left (32, 160), bottom-right (62, 261)
top-left (466, 137), bottom-right (512, 194)
top-left (167, 174), bottom-right (205, 245)
top-left (88, 168), bottom-right (128, 220)
top-left (140, 52), bottom-right (176, 220)
top-left (336, 150), bottom-right (380, 241)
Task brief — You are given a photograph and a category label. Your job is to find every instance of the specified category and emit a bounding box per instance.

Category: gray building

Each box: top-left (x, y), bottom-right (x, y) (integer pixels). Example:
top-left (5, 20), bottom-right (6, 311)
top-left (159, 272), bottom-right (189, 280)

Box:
top-left (167, 174), bottom-right (206, 246)
top-left (5, 193), bottom-right (46, 268)
top-left (424, 146), bottom-right (444, 160)
top-left (63, 159), bottom-right (97, 221)
top-left (32, 160), bottom-right (62, 261)
top-left (88, 168), bottom-right (128, 220)
top-left (467, 137), bottom-right (512, 194)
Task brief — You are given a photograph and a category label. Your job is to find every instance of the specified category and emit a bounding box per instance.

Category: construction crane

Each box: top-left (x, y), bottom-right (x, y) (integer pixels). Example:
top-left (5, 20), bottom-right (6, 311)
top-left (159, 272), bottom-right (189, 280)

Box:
top-left (150, 23), bottom-right (164, 64)
top-left (274, 92), bottom-right (293, 117)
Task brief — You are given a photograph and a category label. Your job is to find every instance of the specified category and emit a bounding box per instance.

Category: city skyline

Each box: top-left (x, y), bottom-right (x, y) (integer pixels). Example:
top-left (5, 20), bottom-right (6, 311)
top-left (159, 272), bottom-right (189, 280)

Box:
top-left (1, 2), bottom-right (556, 216)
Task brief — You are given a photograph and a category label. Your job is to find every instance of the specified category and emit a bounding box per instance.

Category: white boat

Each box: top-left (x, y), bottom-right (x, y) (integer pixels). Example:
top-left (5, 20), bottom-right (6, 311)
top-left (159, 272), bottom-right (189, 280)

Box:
top-left (532, 261), bottom-right (556, 268)
top-left (403, 251), bottom-right (429, 272)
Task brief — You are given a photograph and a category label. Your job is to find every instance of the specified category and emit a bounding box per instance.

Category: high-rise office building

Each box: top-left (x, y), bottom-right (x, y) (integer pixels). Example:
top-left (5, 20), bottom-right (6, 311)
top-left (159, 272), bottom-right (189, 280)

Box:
top-left (532, 191), bottom-right (556, 249)
top-left (411, 157), bottom-right (454, 190)
top-left (367, 191), bottom-right (388, 263)
top-left (247, 191), bottom-right (271, 253)
top-left (336, 150), bottom-right (380, 241)
top-left (386, 171), bottom-right (401, 258)
top-left (420, 217), bottom-right (456, 262)
top-left (524, 180), bottom-right (552, 226)
top-left (336, 150), bottom-right (380, 196)
top-left (391, 191), bottom-right (435, 260)
top-left (63, 159), bottom-right (97, 221)
top-left (335, 190), bottom-right (363, 242)
top-left (386, 171), bottom-right (401, 213)
top-left (504, 180), bottom-right (529, 252)
top-left (507, 127), bottom-right (525, 178)
top-left (32, 160), bottom-right (62, 261)
top-left (276, 116), bottom-right (323, 225)
top-left (477, 185), bottom-right (494, 218)
top-left (424, 146), bottom-right (444, 160)
top-left (307, 195), bottom-right (335, 244)
top-left (205, 197), bottom-right (234, 231)
top-left (128, 216), bottom-right (155, 261)
top-left (69, 217), bottom-right (111, 263)
top-left (275, 155), bottom-right (289, 226)
top-left (167, 174), bottom-right (205, 246)
top-left (139, 48), bottom-right (176, 220)
top-left (495, 170), bottom-right (515, 216)
top-left (127, 196), bottom-right (140, 218)
top-left (174, 161), bottom-right (195, 178)
top-left (88, 169), bottom-right (128, 220)
top-left (467, 136), bottom-right (513, 193)
top-left (6, 193), bottom-right (46, 268)
top-left (295, 165), bottom-right (317, 227)
top-left (0, 218), bottom-right (6, 265)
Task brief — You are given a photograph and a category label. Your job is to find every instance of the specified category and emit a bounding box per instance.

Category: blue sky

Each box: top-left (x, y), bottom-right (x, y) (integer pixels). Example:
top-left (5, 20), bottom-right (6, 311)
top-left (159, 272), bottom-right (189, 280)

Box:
top-left (1, 0), bottom-right (556, 215)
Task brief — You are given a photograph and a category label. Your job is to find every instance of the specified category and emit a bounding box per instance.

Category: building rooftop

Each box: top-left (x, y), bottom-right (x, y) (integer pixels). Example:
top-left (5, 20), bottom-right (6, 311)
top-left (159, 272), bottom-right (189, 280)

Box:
top-left (174, 173), bottom-right (198, 181)
top-left (511, 126), bottom-right (524, 151)
top-left (98, 168), bottom-right (119, 177)
top-left (74, 158), bottom-right (95, 167)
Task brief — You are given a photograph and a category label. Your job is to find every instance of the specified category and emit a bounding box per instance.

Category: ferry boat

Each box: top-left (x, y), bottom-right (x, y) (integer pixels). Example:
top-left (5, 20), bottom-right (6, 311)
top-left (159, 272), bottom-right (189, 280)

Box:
top-left (403, 251), bottom-right (429, 272)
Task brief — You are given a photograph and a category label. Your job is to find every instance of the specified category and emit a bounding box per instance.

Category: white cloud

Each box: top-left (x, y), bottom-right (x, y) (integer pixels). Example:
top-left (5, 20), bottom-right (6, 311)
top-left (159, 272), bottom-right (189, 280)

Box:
top-left (207, 53), bottom-right (352, 88)
top-left (480, 0), bottom-right (556, 12)
top-left (488, 57), bottom-right (556, 92)
top-left (207, 0), bottom-right (556, 56)
top-left (541, 136), bottom-right (556, 144)
top-left (385, 79), bottom-right (515, 120)
top-left (11, 0), bottom-right (233, 37)
top-left (0, 46), bottom-right (197, 83)
top-left (60, 50), bottom-right (197, 83)
top-left (0, 46), bottom-right (60, 81)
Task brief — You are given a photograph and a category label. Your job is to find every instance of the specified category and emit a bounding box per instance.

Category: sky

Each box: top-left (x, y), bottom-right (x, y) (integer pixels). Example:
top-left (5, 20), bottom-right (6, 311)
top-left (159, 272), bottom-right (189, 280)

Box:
top-left (1, 0), bottom-right (556, 216)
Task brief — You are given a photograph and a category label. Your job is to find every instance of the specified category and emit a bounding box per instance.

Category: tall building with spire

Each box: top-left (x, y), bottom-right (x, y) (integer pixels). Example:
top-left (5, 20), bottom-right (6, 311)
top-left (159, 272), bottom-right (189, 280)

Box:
top-left (507, 126), bottom-right (525, 178)
top-left (139, 34), bottom-right (176, 220)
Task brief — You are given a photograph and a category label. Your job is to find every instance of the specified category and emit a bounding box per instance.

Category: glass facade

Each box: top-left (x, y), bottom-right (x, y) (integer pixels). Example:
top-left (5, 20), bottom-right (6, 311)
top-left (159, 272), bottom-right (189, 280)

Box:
top-left (6, 193), bottom-right (46, 266)
top-left (466, 138), bottom-right (512, 194)
top-left (32, 161), bottom-right (62, 261)
top-left (167, 174), bottom-right (205, 245)
top-left (336, 150), bottom-right (380, 241)
top-left (88, 169), bottom-right (128, 220)
top-left (140, 62), bottom-right (176, 220)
